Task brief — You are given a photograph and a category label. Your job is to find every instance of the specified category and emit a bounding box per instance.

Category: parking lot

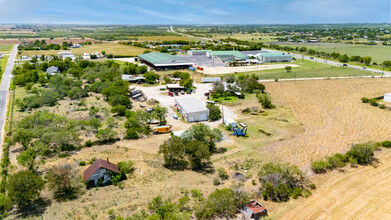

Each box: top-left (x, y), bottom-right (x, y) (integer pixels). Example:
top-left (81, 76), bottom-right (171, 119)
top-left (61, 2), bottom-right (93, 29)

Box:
top-left (133, 83), bottom-right (236, 130)
top-left (177, 54), bottom-right (226, 68)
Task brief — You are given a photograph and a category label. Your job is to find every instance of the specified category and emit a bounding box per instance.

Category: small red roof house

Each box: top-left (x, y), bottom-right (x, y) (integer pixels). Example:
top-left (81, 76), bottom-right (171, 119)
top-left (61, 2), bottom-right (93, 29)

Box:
top-left (241, 200), bottom-right (268, 220)
top-left (83, 158), bottom-right (120, 186)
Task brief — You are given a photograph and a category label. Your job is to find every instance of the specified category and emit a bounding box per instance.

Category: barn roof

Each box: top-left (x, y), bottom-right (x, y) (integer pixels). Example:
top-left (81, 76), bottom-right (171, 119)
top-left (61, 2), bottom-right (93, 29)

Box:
top-left (246, 200), bottom-right (267, 214)
top-left (138, 52), bottom-right (194, 67)
top-left (83, 159), bottom-right (120, 181)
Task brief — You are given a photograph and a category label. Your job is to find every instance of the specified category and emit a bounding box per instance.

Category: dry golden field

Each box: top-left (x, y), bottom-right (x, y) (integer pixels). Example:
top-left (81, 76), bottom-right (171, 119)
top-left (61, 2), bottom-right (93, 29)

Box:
top-left (280, 149), bottom-right (391, 220)
top-left (264, 78), bottom-right (391, 168)
top-left (126, 35), bottom-right (192, 42)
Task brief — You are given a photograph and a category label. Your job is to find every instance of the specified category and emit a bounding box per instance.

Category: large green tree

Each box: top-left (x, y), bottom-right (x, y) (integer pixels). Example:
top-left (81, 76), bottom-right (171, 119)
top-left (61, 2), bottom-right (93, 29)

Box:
top-left (6, 170), bottom-right (44, 209)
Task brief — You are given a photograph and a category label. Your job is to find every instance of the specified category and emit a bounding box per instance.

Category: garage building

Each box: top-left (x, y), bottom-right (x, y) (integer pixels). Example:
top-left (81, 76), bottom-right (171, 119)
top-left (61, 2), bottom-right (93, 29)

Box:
top-left (138, 52), bottom-right (195, 71)
top-left (175, 98), bottom-right (209, 122)
top-left (260, 52), bottom-right (292, 63)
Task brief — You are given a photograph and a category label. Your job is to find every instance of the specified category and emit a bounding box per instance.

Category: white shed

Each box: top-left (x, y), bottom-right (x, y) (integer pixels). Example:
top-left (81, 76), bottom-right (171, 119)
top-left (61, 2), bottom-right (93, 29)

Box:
top-left (384, 93), bottom-right (391, 103)
top-left (224, 118), bottom-right (237, 128)
top-left (175, 98), bottom-right (209, 122)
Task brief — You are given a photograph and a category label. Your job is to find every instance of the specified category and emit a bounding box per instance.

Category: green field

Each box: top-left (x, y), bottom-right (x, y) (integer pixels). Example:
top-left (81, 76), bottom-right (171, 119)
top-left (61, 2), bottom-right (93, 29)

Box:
top-left (0, 44), bottom-right (13, 53)
top-left (237, 60), bottom-right (378, 79)
top-left (19, 43), bottom-right (149, 57)
top-left (277, 43), bottom-right (391, 63)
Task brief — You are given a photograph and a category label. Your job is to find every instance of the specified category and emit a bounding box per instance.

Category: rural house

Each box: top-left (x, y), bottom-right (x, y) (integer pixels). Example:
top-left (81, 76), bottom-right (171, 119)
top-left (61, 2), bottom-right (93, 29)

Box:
top-left (83, 158), bottom-right (120, 186)
top-left (241, 200), bottom-right (268, 220)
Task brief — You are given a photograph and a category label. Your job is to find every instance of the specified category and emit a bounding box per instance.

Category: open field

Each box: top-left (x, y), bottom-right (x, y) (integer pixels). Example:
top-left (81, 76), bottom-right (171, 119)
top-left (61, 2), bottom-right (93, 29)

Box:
top-left (263, 78), bottom-right (391, 168)
top-left (203, 63), bottom-right (300, 75)
top-left (211, 33), bottom-right (278, 43)
top-left (126, 35), bottom-right (192, 42)
top-left (19, 43), bottom-right (148, 57)
top-left (280, 149), bottom-right (391, 220)
top-left (237, 60), bottom-right (377, 79)
top-left (272, 42), bottom-right (391, 63)
top-left (0, 44), bottom-right (13, 53)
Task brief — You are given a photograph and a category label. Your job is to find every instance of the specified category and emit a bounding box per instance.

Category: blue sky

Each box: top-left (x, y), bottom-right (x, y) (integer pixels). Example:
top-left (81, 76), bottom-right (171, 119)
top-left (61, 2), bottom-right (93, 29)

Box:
top-left (0, 0), bottom-right (389, 24)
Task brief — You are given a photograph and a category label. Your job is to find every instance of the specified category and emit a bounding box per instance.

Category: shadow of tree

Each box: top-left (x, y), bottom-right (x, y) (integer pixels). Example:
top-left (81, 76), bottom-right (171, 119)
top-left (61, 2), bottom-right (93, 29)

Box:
top-left (15, 198), bottom-right (51, 219)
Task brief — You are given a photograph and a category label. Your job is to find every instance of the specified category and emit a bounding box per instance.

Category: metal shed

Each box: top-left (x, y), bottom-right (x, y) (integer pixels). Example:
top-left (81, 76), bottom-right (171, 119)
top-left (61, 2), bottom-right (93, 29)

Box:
top-left (175, 98), bottom-right (209, 122)
top-left (384, 93), bottom-right (391, 103)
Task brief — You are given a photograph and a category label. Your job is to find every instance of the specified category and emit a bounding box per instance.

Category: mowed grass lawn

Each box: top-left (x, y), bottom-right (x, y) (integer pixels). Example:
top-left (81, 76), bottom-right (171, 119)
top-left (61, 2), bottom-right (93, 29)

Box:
top-left (238, 60), bottom-right (377, 79)
top-left (0, 44), bottom-right (13, 53)
top-left (19, 43), bottom-right (149, 57)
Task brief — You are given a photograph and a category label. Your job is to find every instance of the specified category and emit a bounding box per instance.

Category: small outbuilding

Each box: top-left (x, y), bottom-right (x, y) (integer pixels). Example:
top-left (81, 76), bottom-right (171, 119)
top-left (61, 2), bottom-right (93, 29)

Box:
top-left (241, 200), bottom-right (268, 220)
top-left (260, 52), bottom-right (292, 63)
top-left (175, 98), bottom-right (209, 122)
top-left (83, 158), bottom-right (120, 186)
top-left (46, 66), bottom-right (59, 75)
top-left (167, 84), bottom-right (184, 92)
top-left (224, 118), bottom-right (237, 128)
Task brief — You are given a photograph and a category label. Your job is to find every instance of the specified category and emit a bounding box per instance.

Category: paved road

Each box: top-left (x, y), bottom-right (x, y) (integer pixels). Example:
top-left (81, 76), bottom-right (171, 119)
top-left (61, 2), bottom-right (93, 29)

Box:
top-left (0, 44), bottom-right (18, 146)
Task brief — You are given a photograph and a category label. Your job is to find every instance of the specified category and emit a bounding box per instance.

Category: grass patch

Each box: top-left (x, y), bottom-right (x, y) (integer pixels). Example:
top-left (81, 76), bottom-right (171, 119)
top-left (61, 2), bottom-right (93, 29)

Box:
top-left (19, 43), bottom-right (149, 57)
top-left (236, 60), bottom-right (377, 79)
top-left (0, 44), bottom-right (13, 53)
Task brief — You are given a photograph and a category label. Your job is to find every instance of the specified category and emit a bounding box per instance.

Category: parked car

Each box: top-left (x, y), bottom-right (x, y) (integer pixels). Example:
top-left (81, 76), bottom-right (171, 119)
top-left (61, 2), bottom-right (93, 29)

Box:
top-left (310, 57), bottom-right (314, 59)
top-left (147, 107), bottom-right (153, 113)
top-left (343, 64), bottom-right (348, 67)
top-left (173, 114), bottom-right (178, 119)
top-left (363, 67), bottom-right (367, 69)
top-left (180, 90), bottom-right (185, 95)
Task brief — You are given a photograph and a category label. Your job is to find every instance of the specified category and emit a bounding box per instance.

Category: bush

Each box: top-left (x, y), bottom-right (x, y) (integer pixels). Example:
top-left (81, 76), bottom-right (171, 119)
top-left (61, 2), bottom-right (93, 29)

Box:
top-left (381, 140), bottom-right (391, 148)
top-left (217, 168), bottom-right (229, 180)
top-left (207, 103), bottom-right (221, 121)
top-left (361, 97), bottom-right (369, 103)
top-left (327, 153), bottom-right (347, 168)
top-left (79, 161), bottom-right (86, 166)
top-left (125, 129), bottom-right (139, 139)
top-left (117, 160), bottom-right (134, 174)
top-left (346, 143), bottom-right (375, 165)
top-left (258, 94), bottom-right (275, 109)
top-left (379, 104), bottom-right (386, 109)
top-left (213, 177), bottom-right (220, 186)
top-left (369, 98), bottom-right (378, 107)
top-left (311, 160), bottom-right (331, 174)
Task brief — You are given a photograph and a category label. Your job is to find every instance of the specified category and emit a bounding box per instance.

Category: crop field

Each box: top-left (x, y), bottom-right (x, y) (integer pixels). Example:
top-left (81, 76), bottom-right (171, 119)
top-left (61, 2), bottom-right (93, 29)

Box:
top-left (19, 43), bottom-right (148, 57)
top-left (263, 78), bottom-right (391, 167)
top-left (237, 60), bottom-right (377, 79)
top-left (273, 42), bottom-right (391, 63)
top-left (212, 33), bottom-right (278, 43)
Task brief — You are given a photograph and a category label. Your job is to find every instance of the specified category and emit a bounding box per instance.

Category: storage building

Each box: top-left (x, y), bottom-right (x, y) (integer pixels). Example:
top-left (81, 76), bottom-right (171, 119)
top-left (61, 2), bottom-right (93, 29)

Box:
top-left (241, 200), bottom-right (268, 220)
top-left (83, 158), bottom-right (120, 186)
top-left (224, 118), bottom-right (237, 128)
top-left (260, 52), bottom-right (292, 63)
top-left (188, 50), bottom-right (212, 56)
top-left (138, 52), bottom-right (195, 71)
top-left (175, 98), bottom-right (209, 122)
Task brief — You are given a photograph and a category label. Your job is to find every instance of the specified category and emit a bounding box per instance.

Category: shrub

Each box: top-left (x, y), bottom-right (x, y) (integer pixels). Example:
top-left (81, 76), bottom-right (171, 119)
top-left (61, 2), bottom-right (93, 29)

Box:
top-left (117, 160), bottom-right (134, 174)
top-left (327, 153), bottom-right (347, 168)
top-left (79, 161), bottom-right (86, 166)
top-left (213, 177), bottom-right (221, 186)
top-left (369, 98), bottom-right (378, 106)
top-left (346, 143), bottom-right (375, 165)
top-left (311, 160), bottom-right (331, 174)
top-left (379, 104), bottom-right (386, 109)
top-left (381, 140), bottom-right (391, 148)
top-left (207, 103), bottom-right (221, 121)
top-left (258, 94), bottom-right (275, 109)
top-left (217, 168), bottom-right (229, 180)
top-left (125, 129), bottom-right (139, 139)
top-left (361, 97), bottom-right (369, 103)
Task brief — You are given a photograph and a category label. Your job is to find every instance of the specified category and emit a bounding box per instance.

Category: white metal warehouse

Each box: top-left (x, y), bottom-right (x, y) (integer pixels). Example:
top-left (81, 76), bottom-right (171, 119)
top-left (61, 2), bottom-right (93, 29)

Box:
top-left (175, 98), bottom-right (209, 122)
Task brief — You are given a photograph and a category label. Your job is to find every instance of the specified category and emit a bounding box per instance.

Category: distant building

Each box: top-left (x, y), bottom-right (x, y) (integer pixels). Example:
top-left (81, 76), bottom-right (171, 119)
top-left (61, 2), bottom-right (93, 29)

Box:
top-left (241, 200), bottom-right (268, 220)
top-left (187, 50), bottom-right (212, 56)
top-left (0, 53), bottom-right (3, 58)
top-left (58, 51), bottom-right (75, 60)
top-left (83, 53), bottom-right (90, 60)
top-left (83, 158), bottom-right (120, 186)
top-left (46, 66), bottom-right (59, 75)
top-left (138, 52), bottom-right (195, 71)
top-left (260, 52), bottom-right (292, 63)
top-left (121, 74), bottom-right (133, 81)
top-left (71, 44), bottom-right (82, 48)
top-left (175, 98), bottom-right (209, 122)
top-left (207, 51), bottom-right (248, 63)
top-left (384, 93), bottom-right (391, 103)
